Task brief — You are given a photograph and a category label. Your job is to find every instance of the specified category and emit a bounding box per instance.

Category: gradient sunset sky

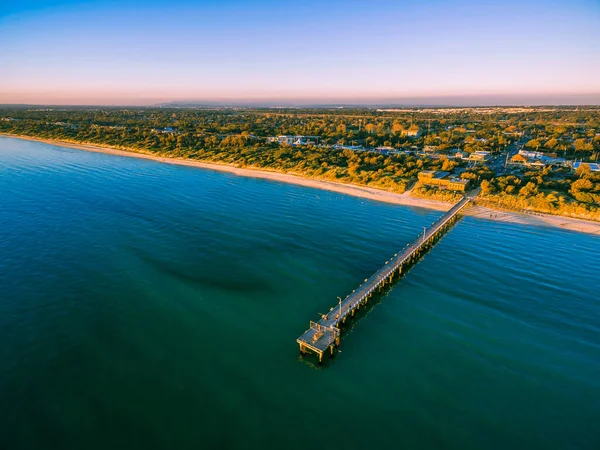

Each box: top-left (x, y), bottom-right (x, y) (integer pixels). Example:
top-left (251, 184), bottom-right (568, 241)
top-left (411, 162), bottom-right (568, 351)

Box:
top-left (1, 0), bottom-right (600, 105)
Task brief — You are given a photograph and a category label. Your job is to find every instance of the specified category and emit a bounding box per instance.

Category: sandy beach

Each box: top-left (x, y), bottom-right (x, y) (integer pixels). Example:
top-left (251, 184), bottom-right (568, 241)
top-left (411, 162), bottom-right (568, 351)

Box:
top-left (3, 133), bottom-right (600, 236)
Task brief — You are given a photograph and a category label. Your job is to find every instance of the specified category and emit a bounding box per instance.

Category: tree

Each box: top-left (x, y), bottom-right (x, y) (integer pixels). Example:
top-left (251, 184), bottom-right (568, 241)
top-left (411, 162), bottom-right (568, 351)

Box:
top-left (574, 138), bottom-right (593, 152)
top-left (575, 163), bottom-right (592, 179)
top-left (480, 179), bottom-right (492, 195)
top-left (364, 124), bottom-right (376, 134)
top-left (519, 182), bottom-right (538, 197)
top-left (392, 122), bottom-right (404, 135)
top-left (545, 138), bottom-right (558, 149)
top-left (441, 158), bottom-right (456, 171)
top-left (571, 177), bottom-right (593, 193)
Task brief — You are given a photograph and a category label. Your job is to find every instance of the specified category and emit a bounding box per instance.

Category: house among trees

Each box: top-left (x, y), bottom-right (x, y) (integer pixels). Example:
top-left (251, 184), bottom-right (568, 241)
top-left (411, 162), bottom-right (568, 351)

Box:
top-left (510, 153), bottom-right (529, 164)
top-left (267, 135), bottom-right (320, 145)
top-left (519, 149), bottom-right (545, 159)
top-left (468, 151), bottom-right (492, 162)
top-left (402, 128), bottom-right (421, 138)
top-left (418, 170), bottom-right (470, 191)
top-left (573, 162), bottom-right (600, 172)
top-left (510, 153), bottom-right (566, 168)
top-left (374, 146), bottom-right (396, 155)
top-left (151, 127), bottom-right (175, 133)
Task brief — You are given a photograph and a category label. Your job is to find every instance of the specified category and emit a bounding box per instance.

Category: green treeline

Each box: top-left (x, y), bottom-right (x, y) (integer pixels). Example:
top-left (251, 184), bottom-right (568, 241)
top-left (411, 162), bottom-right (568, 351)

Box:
top-left (478, 165), bottom-right (600, 220)
top-left (3, 106), bottom-right (599, 156)
top-left (0, 112), bottom-right (446, 194)
top-left (1, 107), bottom-right (599, 220)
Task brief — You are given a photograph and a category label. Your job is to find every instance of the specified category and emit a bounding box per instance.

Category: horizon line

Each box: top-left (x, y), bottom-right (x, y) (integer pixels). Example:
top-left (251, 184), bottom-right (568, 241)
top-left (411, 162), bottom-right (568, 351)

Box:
top-left (2, 102), bottom-right (600, 109)
top-left (3, 92), bottom-right (600, 108)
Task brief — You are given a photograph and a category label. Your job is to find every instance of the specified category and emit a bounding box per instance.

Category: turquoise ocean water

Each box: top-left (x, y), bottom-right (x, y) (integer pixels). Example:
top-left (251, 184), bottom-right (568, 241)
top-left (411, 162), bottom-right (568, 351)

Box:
top-left (1, 137), bottom-right (599, 449)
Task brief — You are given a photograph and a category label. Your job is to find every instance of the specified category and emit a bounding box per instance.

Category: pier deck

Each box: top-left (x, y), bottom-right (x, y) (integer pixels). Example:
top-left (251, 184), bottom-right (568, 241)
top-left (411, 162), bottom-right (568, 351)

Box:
top-left (297, 196), bottom-right (471, 362)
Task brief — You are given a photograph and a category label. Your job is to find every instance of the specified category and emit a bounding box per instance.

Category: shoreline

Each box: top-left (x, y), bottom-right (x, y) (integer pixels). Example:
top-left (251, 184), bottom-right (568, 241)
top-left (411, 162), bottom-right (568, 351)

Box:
top-left (0, 133), bottom-right (453, 211)
top-left (2, 133), bottom-right (600, 236)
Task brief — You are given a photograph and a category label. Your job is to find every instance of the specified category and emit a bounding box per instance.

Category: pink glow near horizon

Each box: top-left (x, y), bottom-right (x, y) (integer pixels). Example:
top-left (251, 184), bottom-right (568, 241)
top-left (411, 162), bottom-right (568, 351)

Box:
top-left (2, 0), bottom-right (600, 105)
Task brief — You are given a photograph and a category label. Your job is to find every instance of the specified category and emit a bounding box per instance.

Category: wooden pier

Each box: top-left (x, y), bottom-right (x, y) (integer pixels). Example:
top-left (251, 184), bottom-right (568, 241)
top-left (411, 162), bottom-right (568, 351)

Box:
top-left (297, 196), bottom-right (471, 363)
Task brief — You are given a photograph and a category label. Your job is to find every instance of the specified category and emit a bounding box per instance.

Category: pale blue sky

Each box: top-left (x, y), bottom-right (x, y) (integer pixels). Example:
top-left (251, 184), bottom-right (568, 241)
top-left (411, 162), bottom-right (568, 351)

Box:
top-left (1, 0), bottom-right (599, 105)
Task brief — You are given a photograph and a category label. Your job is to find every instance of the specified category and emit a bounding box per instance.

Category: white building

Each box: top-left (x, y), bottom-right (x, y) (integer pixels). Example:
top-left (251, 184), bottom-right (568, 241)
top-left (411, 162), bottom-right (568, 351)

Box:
top-left (519, 149), bottom-right (544, 159)
top-left (267, 135), bottom-right (320, 145)
top-left (402, 129), bottom-right (421, 138)
top-left (469, 151), bottom-right (492, 162)
top-left (573, 162), bottom-right (600, 172)
top-left (374, 146), bottom-right (396, 154)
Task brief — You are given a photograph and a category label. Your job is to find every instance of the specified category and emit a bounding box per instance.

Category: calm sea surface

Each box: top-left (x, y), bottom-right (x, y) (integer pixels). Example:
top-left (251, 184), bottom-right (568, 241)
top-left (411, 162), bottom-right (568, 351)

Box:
top-left (1, 137), bottom-right (599, 450)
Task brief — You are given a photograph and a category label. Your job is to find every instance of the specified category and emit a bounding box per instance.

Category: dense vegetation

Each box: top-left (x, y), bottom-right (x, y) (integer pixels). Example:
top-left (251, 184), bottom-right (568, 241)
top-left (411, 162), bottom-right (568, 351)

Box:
top-left (1, 106), bottom-right (599, 220)
top-left (0, 108), bottom-right (456, 194)
top-left (411, 184), bottom-right (463, 202)
top-left (478, 165), bottom-right (600, 220)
